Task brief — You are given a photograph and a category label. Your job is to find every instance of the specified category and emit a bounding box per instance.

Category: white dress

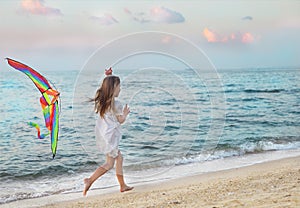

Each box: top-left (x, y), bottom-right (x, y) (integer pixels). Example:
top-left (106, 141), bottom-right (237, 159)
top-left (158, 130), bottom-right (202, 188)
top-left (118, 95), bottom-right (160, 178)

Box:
top-left (95, 100), bottom-right (123, 158)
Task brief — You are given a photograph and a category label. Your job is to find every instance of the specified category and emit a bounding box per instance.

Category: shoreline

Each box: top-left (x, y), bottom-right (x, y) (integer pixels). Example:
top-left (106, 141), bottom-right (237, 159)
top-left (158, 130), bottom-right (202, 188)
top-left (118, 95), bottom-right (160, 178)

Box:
top-left (2, 152), bottom-right (300, 208)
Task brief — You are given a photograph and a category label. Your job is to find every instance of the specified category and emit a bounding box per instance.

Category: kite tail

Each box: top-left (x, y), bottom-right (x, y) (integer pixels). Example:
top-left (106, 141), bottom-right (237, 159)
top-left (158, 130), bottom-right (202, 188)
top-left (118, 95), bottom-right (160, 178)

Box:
top-left (28, 122), bottom-right (50, 139)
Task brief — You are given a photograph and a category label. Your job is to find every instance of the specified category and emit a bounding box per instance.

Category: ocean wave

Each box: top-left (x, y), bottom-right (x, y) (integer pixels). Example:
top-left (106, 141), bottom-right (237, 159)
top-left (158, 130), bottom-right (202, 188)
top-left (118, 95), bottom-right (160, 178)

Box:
top-left (224, 89), bottom-right (243, 93)
top-left (140, 145), bottom-right (160, 150)
top-left (164, 125), bottom-right (180, 131)
top-left (288, 88), bottom-right (300, 93)
top-left (0, 184), bottom-right (76, 205)
top-left (0, 192), bottom-right (48, 204)
top-left (137, 116), bottom-right (150, 120)
top-left (123, 136), bottom-right (300, 171)
top-left (162, 136), bottom-right (300, 166)
top-left (241, 97), bottom-right (266, 102)
top-left (224, 118), bottom-right (299, 127)
top-left (244, 89), bottom-right (284, 93)
top-left (246, 135), bottom-right (298, 149)
top-left (1, 160), bottom-right (98, 181)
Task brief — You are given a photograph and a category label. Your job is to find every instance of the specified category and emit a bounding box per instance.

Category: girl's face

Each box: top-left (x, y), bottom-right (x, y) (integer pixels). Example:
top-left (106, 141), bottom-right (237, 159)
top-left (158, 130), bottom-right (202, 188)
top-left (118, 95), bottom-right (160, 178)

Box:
top-left (114, 84), bottom-right (121, 97)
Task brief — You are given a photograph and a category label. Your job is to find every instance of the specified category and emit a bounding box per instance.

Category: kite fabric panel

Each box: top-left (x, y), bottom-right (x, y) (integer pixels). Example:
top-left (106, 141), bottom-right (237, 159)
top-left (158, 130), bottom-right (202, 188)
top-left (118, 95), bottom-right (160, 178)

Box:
top-left (6, 58), bottom-right (60, 158)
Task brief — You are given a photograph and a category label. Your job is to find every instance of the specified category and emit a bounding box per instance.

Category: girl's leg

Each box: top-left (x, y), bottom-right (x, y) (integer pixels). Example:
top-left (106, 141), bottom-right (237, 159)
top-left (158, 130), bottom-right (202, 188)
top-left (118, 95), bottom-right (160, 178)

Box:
top-left (83, 155), bottom-right (115, 196)
top-left (115, 151), bottom-right (134, 192)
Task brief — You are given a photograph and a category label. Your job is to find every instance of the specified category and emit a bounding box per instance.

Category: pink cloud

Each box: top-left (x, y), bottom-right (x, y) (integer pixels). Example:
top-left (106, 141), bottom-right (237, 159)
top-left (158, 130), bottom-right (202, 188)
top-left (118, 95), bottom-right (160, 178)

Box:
top-left (203, 28), bottom-right (219, 42)
top-left (124, 6), bottom-right (184, 24)
top-left (230, 33), bottom-right (236, 40)
top-left (242, 32), bottom-right (255, 43)
top-left (89, 14), bottom-right (118, 26)
top-left (21, 0), bottom-right (62, 16)
top-left (203, 28), bottom-right (256, 44)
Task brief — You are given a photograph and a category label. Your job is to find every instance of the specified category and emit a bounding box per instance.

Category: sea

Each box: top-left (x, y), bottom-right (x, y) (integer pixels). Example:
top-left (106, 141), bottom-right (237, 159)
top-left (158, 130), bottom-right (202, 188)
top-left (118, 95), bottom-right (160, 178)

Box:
top-left (1, 67), bottom-right (300, 205)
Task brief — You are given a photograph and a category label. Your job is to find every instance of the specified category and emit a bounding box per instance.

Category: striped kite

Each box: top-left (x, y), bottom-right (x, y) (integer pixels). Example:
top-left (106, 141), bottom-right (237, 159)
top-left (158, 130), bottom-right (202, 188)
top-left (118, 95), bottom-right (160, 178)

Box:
top-left (6, 58), bottom-right (60, 159)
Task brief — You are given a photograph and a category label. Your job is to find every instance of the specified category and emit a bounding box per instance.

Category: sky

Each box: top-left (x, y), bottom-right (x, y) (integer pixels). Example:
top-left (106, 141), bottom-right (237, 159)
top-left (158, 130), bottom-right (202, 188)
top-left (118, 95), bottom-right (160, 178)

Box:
top-left (0, 0), bottom-right (300, 71)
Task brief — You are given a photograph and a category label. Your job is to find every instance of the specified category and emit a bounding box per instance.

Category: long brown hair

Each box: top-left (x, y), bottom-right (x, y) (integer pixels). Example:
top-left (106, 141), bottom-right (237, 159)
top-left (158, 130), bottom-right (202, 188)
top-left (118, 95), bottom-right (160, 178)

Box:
top-left (91, 76), bottom-right (120, 118)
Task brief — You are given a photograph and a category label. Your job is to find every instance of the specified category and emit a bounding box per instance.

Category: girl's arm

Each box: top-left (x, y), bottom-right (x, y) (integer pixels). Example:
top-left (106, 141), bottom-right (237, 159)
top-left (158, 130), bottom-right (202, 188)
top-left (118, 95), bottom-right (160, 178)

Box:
top-left (116, 104), bottom-right (130, 124)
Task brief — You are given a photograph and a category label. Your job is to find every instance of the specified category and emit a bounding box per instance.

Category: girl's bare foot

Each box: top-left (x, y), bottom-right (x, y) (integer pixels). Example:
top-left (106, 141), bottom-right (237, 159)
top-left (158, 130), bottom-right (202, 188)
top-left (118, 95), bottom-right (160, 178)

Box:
top-left (83, 178), bottom-right (91, 196)
top-left (120, 185), bottom-right (134, 193)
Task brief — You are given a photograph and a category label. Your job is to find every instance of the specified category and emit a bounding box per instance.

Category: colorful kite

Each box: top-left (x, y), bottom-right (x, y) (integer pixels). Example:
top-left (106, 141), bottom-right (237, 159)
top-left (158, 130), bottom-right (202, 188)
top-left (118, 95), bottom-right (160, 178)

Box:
top-left (6, 58), bottom-right (60, 158)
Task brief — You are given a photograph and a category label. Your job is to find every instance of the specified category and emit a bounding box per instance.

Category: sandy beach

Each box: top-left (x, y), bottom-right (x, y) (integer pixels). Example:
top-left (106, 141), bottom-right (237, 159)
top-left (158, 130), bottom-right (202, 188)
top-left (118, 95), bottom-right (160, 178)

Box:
top-left (26, 155), bottom-right (298, 208)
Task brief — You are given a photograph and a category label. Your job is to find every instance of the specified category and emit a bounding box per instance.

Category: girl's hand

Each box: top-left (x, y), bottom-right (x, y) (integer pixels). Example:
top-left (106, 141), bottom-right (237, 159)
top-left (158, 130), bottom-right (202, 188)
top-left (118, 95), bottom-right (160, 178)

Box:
top-left (123, 104), bottom-right (130, 117)
top-left (117, 104), bottom-right (130, 124)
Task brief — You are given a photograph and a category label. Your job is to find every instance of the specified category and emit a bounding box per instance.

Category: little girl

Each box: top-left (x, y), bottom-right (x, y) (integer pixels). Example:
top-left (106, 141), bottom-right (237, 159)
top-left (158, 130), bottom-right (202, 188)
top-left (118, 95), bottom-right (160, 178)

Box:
top-left (83, 74), bottom-right (133, 196)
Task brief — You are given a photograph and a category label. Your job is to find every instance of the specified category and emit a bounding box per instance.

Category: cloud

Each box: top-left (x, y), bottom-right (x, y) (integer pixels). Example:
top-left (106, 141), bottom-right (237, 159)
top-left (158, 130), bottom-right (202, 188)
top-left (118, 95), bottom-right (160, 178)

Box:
top-left (20, 0), bottom-right (62, 16)
top-left (242, 16), bottom-right (253, 21)
top-left (203, 28), bottom-right (220, 42)
top-left (127, 10), bottom-right (150, 23)
top-left (150, 6), bottom-right (185, 23)
top-left (89, 14), bottom-right (118, 26)
top-left (241, 32), bottom-right (255, 43)
top-left (203, 28), bottom-right (256, 44)
top-left (124, 6), bottom-right (185, 24)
